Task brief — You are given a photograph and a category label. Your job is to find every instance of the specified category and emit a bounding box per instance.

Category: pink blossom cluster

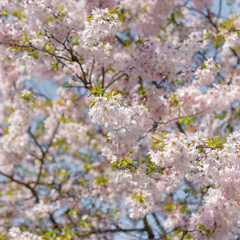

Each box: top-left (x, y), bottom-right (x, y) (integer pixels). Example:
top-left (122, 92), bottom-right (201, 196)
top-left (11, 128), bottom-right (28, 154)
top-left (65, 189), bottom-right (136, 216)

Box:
top-left (8, 227), bottom-right (43, 240)
top-left (89, 92), bottom-right (153, 144)
top-left (83, 8), bottom-right (119, 46)
top-left (1, 0), bottom-right (240, 239)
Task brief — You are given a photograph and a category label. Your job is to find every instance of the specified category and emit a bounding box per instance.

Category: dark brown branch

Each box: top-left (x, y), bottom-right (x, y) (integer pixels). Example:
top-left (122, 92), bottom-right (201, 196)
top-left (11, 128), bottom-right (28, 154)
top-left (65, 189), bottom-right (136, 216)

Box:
top-left (206, 8), bottom-right (219, 31)
top-left (68, 47), bottom-right (88, 85)
top-left (0, 171), bottom-right (39, 202)
top-left (49, 213), bottom-right (62, 232)
top-left (28, 128), bottom-right (44, 155)
top-left (115, 35), bottom-right (127, 47)
top-left (89, 59), bottom-right (95, 85)
top-left (105, 73), bottom-right (128, 89)
top-left (33, 122), bottom-right (60, 189)
top-left (143, 216), bottom-right (155, 239)
top-left (152, 213), bottom-right (167, 236)
top-left (176, 121), bottom-right (185, 134)
top-left (101, 66), bottom-right (105, 89)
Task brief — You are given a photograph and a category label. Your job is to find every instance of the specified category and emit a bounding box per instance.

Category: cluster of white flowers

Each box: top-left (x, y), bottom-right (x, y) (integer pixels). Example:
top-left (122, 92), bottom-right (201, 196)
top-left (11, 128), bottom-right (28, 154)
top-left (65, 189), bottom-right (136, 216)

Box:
top-left (55, 122), bottom-right (89, 153)
top-left (83, 8), bottom-right (118, 46)
top-left (149, 132), bottom-right (202, 192)
top-left (128, 31), bottom-right (204, 84)
top-left (78, 40), bottom-right (113, 62)
top-left (148, 130), bottom-right (240, 237)
top-left (194, 58), bottom-right (218, 86)
top-left (221, 33), bottom-right (239, 62)
top-left (89, 93), bottom-right (152, 143)
top-left (164, 209), bottom-right (183, 229)
top-left (8, 227), bottom-right (43, 240)
top-left (0, 91), bottom-right (37, 171)
top-left (130, 41), bottom-right (161, 82)
top-left (89, 94), bottom-right (132, 128)
top-left (25, 200), bottom-right (58, 221)
top-left (162, 81), bottom-right (240, 123)
top-left (113, 168), bottom-right (161, 219)
top-left (224, 33), bottom-right (238, 48)
top-left (180, 31), bottom-right (204, 65)
top-left (189, 188), bottom-right (240, 240)
top-left (120, 0), bottom-right (177, 36)
top-left (125, 189), bottom-right (155, 219)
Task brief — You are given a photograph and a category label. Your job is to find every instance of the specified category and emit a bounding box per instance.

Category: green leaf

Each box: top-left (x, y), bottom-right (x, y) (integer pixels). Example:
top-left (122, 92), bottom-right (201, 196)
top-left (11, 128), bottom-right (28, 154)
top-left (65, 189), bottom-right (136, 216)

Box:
top-left (170, 93), bottom-right (179, 106)
top-left (206, 229), bottom-right (211, 235)
top-left (68, 209), bottom-right (77, 215)
top-left (135, 39), bottom-right (143, 44)
top-left (33, 52), bottom-right (39, 59)
top-left (111, 209), bottom-right (118, 214)
top-left (131, 193), bottom-right (145, 203)
top-left (205, 136), bottom-right (226, 148)
top-left (127, 151), bottom-right (132, 157)
top-left (186, 234), bottom-right (192, 239)
top-left (164, 204), bottom-right (175, 211)
top-left (159, 169), bottom-right (164, 175)
top-left (0, 232), bottom-right (7, 239)
top-left (198, 224), bottom-right (205, 230)
top-left (152, 140), bottom-right (163, 148)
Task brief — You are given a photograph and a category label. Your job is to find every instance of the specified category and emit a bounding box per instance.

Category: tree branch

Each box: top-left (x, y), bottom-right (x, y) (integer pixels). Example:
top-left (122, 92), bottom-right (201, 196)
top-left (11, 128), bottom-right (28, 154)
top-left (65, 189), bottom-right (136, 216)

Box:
top-left (0, 171), bottom-right (39, 202)
top-left (143, 216), bottom-right (155, 239)
top-left (33, 122), bottom-right (60, 189)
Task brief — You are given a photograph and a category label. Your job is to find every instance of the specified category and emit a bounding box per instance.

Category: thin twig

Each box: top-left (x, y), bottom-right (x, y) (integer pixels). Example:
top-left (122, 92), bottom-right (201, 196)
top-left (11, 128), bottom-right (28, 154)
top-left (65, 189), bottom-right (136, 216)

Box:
top-left (105, 73), bottom-right (128, 89)
top-left (89, 59), bottom-right (95, 85)
top-left (161, 108), bottom-right (211, 125)
top-left (33, 122), bottom-right (60, 189)
top-left (102, 66), bottom-right (105, 89)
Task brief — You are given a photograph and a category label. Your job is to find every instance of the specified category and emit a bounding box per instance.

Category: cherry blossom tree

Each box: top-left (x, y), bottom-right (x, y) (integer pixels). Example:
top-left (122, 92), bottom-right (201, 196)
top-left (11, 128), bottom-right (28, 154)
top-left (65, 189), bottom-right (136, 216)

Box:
top-left (1, 0), bottom-right (240, 239)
